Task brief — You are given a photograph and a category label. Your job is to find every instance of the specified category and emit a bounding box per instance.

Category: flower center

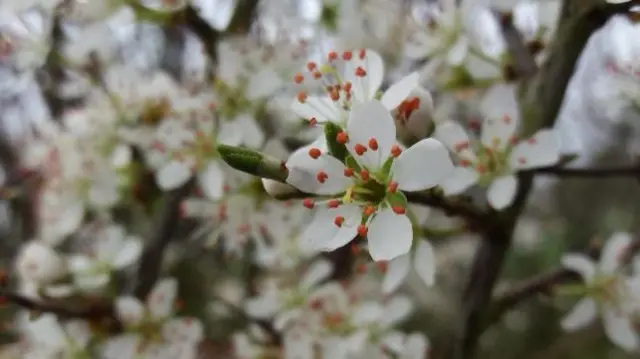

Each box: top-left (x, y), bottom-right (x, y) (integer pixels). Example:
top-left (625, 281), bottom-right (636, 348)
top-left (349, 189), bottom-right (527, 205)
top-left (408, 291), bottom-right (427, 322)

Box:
top-left (213, 79), bottom-right (252, 120)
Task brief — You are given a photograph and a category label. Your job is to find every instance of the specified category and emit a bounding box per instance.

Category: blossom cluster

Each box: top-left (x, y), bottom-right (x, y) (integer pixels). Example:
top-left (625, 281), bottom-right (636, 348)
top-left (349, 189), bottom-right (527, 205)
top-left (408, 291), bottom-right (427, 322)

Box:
top-left (0, 0), bottom-right (638, 358)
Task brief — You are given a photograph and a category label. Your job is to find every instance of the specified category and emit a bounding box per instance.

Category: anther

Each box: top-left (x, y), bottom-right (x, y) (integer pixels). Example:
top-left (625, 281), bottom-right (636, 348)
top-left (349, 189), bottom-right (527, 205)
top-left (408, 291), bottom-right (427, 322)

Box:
top-left (392, 206), bottom-right (406, 215)
top-left (308, 147), bottom-right (321, 159)
top-left (354, 144), bottom-right (367, 156)
top-left (334, 216), bottom-right (345, 227)
top-left (336, 132), bottom-right (349, 144)
top-left (391, 145), bottom-right (402, 157)
top-left (368, 138), bottom-right (378, 151)
top-left (303, 198), bottom-right (315, 209)
top-left (316, 171), bottom-right (328, 183)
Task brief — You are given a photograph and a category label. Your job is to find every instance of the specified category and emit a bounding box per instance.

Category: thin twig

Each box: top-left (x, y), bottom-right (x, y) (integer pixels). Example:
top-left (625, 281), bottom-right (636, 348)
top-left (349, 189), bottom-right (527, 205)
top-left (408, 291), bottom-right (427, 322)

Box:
top-left (527, 165), bottom-right (640, 177)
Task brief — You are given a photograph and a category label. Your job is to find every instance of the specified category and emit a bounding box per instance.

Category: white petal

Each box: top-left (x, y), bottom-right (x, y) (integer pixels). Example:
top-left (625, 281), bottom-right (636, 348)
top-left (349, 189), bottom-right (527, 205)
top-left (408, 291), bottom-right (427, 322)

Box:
top-left (284, 328), bottom-right (314, 359)
top-left (414, 240), bottom-right (436, 287)
top-left (156, 161), bottom-right (192, 190)
top-left (481, 115), bottom-right (518, 152)
top-left (368, 209), bottom-right (413, 261)
top-left (246, 68), bottom-right (283, 100)
top-left (401, 333), bottom-right (429, 359)
top-left (382, 295), bottom-right (413, 326)
top-left (236, 114), bottom-right (265, 149)
top-left (381, 332), bottom-right (406, 354)
top-left (560, 298), bottom-right (597, 332)
top-left (487, 175), bottom-right (518, 210)
top-left (392, 138), bottom-right (454, 191)
top-left (447, 37), bottom-right (469, 65)
top-left (291, 96), bottom-right (339, 123)
top-left (434, 121), bottom-right (476, 161)
top-left (217, 120), bottom-right (243, 146)
top-left (115, 296), bottom-right (145, 325)
top-left (600, 232), bottom-right (633, 275)
top-left (197, 160), bottom-right (225, 199)
top-left (27, 314), bottom-right (66, 349)
top-left (300, 259), bottom-right (333, 290)
top-left (510, 129), bottom-right (560, 170)
top-left (274, 309), bottom-right (302, 332)
top-left (603, 308), bottom-right (640, 351)
top-left (301, 204), bottom-right (361, 252)
top-left (162, 317), bottom-right (204, 342)
top-left (440, 166), bottom-right (479, 195)
top-left (353, 302), bottom-right (385, 325)
top-left (65, 320), bottom-right (92, 348)
top-left (380, 72), bottom-right (420, 110)
top-left (561, 254), bottom-right (596, 283)
top-left (147, 278), bottom-right (178, 319)
top-left (350, 49), bottom-right (384, 101)
top-left (112, 238), bottom-right (143, 268)
top-left (286, 153), bottom-right (352, 195)
top-left (245, 293), bottom-right (280, 319)
top-left (194, 0), bottom-right (237, 30)
top-left (382, 254), bottom-right (410, 294)
top-left (346, 100), bottom-right (396, 169)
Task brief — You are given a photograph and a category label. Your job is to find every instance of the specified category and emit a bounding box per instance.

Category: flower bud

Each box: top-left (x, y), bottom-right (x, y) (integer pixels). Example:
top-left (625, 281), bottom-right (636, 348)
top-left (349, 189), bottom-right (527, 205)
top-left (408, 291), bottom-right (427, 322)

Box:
top-left (261, 179), bottom-right (299, 198)
top-left (395, 86), bottom-right (435, 142)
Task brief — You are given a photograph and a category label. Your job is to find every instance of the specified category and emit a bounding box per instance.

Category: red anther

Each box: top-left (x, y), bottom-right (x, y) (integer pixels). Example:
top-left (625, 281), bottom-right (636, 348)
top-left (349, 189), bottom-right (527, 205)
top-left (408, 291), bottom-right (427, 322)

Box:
top-left (360, 170), bottom-right (370, 181)
top-left (336, 132), bottom-right (349, 144)
top-left (309, 117), bottom-right (318, 126)
top-left (387, 181), bottom-right (398, 193)
top-left (313, 71), bottom-right (322, 79)
top-left (328, 51), bottom-right (338, 61)
top-left (364, 206), bottom-right (376, 216)
top-left (355, 67), bottom-right (367, 77)
top-left (392, 206), bottom-right (406, 215)
top-left (368, 138), bottom-right (378, 151)
top-left (308, 147), bottom-right (321, 159)
top-left (357, 225), bottom-right (368, 237)
top-left (344, 168), bottom-right (354, 177)
top-left (358, 49), bottom-right (366, 59)
top-left (454, 142), bottom-right (470, 152)
top-left (297, 91), bottom-right (308, 103)
top-left (316, 171), bottom-right (328, 183)
top-left (343, 82), bottom-right (352, 93)
top-left (307, 62), bottom-right (317, 71)
top-left (391, 145), bottom-right (402, 157)
top-left (354, 144), bottom-right (367, 156)
top-left (342, 51), bottom-right (353, 60)
top-left (503, 114), bottom-right (512, 124)
top-left (294, 73), bottom-right (304, 84)
top-left (527, 138), bottom-right (537, 145)
top-left (334, 216), bottom-right (345, 227)
top-left (328, 199), bottom-right (340, 208)
top-left (376, 261), bottom-right (388, 272)
top-left (303, 198), bottom-right (315, 209)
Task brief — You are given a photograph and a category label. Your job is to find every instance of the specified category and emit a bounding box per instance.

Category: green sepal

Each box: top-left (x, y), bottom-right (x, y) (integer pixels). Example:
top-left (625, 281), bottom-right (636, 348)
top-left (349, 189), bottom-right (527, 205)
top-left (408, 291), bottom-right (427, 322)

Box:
top-left (380, 156), bottom-right (394, 177)
top-left (385, 191), bottom-right (408, 209)
top-left (217, 144), bottom-right (288, 182)
top-left (324, 122), bottom-right (348, 163)
top-left (345, 155), bottom-right (361, 173)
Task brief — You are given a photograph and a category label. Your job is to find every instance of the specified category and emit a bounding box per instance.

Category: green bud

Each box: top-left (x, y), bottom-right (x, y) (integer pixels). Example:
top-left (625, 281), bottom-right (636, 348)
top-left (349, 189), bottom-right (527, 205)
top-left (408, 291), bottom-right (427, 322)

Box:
top-left (218, 145), bottom-right (288, 182)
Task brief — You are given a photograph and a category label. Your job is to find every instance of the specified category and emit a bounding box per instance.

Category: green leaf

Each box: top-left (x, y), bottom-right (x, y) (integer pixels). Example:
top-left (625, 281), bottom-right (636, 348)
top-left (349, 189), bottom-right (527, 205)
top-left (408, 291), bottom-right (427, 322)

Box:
top-left (217, 144), bottom-right (288, 182)
top-left (324, 122), bottom-right (348, 162)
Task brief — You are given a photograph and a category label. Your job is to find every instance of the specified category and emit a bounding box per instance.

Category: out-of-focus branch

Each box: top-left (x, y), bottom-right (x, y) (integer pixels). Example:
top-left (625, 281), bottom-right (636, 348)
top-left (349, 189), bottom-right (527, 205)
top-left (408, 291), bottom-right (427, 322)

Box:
top-left (444, 2), bottom-right (635, 359)
top-left (494, 10), bottom-right (538, 79)
top-left (526, 164), bottom-right (640, 177)
top-left (133, 179), bottom-right (195, 299)
top-left (405, 191), bottom-right (489, 229)
top-left (40, 13), bottom-right (65, 119)
top-left (486, 240), bottom-right (640, 327)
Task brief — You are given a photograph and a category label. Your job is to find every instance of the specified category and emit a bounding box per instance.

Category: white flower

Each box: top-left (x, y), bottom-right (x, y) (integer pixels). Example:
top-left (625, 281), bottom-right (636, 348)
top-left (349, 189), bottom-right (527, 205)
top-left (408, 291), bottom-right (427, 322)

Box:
top-left (115, 278), bottom-right (204, 352)
top-left (23, 315), bottom-right (92, 358)
top-left (68, 224), bottom-right (142, 291)
top-left (560, 232), bottom-right (640, 352)
top-left (15, 241), bottom-right (68, 286)
top-left (434, 84), bottom-right (560, 210)
top-left (287, 100), bottom-right (453, 261)
top-left (244, 259), bottom-right (334, 330)
top-left (382, 239), bottom-right (436, 293)
top-left (0, 8), bottom-right (52, 71)
top-left (291, 48), bottom-right (420, 127)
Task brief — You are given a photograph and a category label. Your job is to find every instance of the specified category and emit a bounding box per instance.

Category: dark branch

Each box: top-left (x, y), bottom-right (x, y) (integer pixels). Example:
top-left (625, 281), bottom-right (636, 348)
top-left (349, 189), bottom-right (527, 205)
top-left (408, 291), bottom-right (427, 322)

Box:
top-left (405, 191), bottom-right (489, 229)
top-left (494, 10), bottom-right (537, 79)
top-left (526, 165), bottom-right (640, 177)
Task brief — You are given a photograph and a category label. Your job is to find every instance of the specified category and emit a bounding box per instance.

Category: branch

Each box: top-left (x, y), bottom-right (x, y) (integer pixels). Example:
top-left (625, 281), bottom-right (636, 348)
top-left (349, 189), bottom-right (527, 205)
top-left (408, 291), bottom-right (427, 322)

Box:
top-left (494, 10), bottom-right (537, 79)
top-left (133, 179), bottom-right (195, 299)
top-left (526, 165), bottom-right (640, 177)
top-left (0, 290), bottom-right (120, 332)
top-left (405, 191), bottom-right (489, 229)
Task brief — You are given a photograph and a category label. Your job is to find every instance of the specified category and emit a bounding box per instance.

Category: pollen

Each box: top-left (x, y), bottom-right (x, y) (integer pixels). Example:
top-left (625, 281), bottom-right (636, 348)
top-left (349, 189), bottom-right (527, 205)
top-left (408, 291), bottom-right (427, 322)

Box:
top-left (334, 216), bottom-right (345, 227)
top-left (357, 224), bottom-right (368, 237)
top-left (391, 145), bottom-right (402, 157)
top-left (303, 198), bottom-right (315, 209)
top-left (368, 138), bottom-right (379, 151)
top-left (308, 147), bottom-right (321, 159)
top-left (336, 131), bottom-right (349, 144)
top-left (297, 91), bottom-right (308, 103)
top-left (316, 171), bottom-right (328, 183)
top-left (354, 143), bottom-right (367, 156)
